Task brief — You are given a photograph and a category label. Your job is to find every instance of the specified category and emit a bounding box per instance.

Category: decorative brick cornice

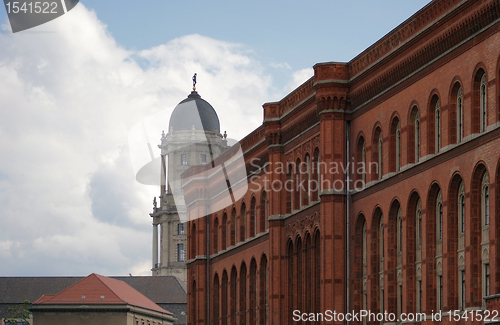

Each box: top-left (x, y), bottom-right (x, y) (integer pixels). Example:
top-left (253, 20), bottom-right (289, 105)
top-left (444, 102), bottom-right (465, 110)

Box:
top-left (348, 0), bottom-right (464, 77)
top-left (285, 212), bottom-right (320, 240)
top-left (350, 0), bottom-right (500, 109)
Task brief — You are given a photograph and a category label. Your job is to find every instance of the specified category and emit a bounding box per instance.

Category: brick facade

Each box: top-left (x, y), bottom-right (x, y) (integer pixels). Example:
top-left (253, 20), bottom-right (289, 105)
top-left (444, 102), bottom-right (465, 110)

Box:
top-left (186, 0), bottom-right (500, 324)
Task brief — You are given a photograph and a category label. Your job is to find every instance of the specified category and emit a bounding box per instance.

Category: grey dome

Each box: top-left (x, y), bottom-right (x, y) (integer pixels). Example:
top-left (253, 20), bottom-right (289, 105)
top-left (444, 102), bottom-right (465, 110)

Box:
top-left (168, 91), bottom-right (220, 132)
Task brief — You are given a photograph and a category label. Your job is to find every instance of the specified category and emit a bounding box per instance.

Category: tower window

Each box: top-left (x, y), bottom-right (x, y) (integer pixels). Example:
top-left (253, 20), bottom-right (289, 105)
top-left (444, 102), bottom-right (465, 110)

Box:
top-left (178, 223), bottom-right (184, 235)
top-left (485, 264), bottom-right (490, 296)
top-left (201, 154), bottom-right (207, 164)
top-left (181, 154), bottom-right (188, 165)
top-left (177, 244), bottom-right (185, 261)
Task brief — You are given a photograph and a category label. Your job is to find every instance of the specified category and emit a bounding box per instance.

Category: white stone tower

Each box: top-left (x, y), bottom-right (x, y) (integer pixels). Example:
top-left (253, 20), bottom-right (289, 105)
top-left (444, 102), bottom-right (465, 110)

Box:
top-left (151, 80), bottom-right (227, 283)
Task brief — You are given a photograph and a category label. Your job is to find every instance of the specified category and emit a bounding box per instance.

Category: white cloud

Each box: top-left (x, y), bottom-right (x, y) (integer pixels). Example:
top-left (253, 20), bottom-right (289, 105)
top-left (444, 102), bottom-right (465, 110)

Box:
top-left (284, 68), bottom-right (314, 93)
top-left (0, 4), bottom-right (299, 276)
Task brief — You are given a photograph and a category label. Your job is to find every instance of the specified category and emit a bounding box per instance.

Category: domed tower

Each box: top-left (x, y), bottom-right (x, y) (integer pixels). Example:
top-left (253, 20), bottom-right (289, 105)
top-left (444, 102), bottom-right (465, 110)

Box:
top-left (151, 76), bottom-right (228, 282)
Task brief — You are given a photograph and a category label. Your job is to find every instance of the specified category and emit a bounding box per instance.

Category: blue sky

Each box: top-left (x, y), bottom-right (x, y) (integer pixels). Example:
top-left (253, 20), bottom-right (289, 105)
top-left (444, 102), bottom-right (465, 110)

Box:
top-left (2, 0), bottom-right (430, 89)
top-left (0, 0), bottom-right (430, 276)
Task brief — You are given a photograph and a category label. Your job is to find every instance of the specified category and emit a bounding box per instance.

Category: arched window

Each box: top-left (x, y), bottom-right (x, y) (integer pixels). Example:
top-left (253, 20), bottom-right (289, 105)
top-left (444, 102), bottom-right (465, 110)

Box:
top-left (239, 263), bottom-right (247, 323)
top-left (303, 154), bottom-right (310, 206)
top-left (409, 106), bottom-right (420, 163)
top-left (362, 221), bottom-right (367, 317)
top-left (213, 217), bottom-right (219, 254)
top-left (481, 171), bottom-right (490, 308)
top-left (473, 69), bottom-right (488, 133)
top-left (397, 208), bottom-right (403, 253)
top-left (390, 117), bottom-right (400, 172)
top-left (311, 148), bottom-right (320, 201)
top-left (260, 191), bottom-right (268, 232)
top-left (396, 124), bottom-right (401, 171)
top-left (250, 197), bottom-right (257, 237)
top-left (222, 213), bottom-right (227, 250)
top-left (240, 203), bottom-right (246, 242)
top-left (458, 182), bottom-right (465, 234)
top-left (435, 99), bottom-right (441, 152)
top-left (286, 164), bottom-right (293, 214)
top-left (191, 223), bottom-right (196, 258)
top-left (416, 199), bottom-right (422, 248)
top-left (259, 255), bottom-right (268, 324)
top-left (415, 111), bottom-right (420, 162)
top-left (483, 173), bottom-right (489, 226)
top-left (379, 216), bottom-right (384, 312)
top-left (222, 271), bottom-right (228, 325)
top-left (481, 73), bottom-right (487, 132)
top-left (230, 267), bottom-right (237, 324)
top-left (437, 191), bottom-right (443, 240)
top-left (357, 137), bottom-right (366, 183)
top-left (213, 274), bottom-right (220, 324)
top-left (294, 159), bottom-right (301, 210)
top-left (249, 259), bottom-right (258, 324)
top-left (378, 133), bottom-right (383, 179)
top-left (230, 209), bottom-right (236, 246)
top-left (457, 87), bottom-right (463, 143)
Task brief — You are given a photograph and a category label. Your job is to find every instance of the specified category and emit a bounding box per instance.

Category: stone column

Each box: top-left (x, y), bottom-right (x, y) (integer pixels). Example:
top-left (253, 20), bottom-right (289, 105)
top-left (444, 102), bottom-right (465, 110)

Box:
top-left (153, 224), bottom-right (158, 268)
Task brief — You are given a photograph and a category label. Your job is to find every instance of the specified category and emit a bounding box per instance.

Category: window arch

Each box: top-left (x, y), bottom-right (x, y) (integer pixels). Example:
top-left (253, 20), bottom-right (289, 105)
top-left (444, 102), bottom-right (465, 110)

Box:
top-left (250, 197), bottom-right (257, 237)
top-left (240, 262), bottom-right (247, 324)
top-left (213, 274), bottom-right (220, 324)
top-left (378, 133), bottom-right (383, 179)
top-left (303, 153), bottom-right (310, 206)
top-left (435, 100), bottom-right (441, 152)
top-left (473, 68), bottom-right (488, 133)
top-left (294, 158), bottom-right (301, 210)
top-left (390, 116), bottom-right (401, 172)
top-left (240, 202), bottom-right (246, 242)
top-left (357, 136), bottom-right (366, 183)
top-left (457, 180), bottom-right (465, 311)
top-left (371, 208), bottom-right (383, 314)
top-left (221, 212), bottom-right (227, 250)
top-left (457, 87), bottom-right (464, 142)
top-left (213, 217), bottom-right (219, 254)
top-left (191, 223), bottom-right (196, 259)
top-left (286, 163), bottom-right (293, 214)
top-left (416, 199), bottom-right (422, 248)
top-left (230, 266), bottom-right (237, 324)
top-left (482, 173), bottom-right (490, 226)
top-left (230, 208), bottom-right (236, 246)
top-left (472, 164), bottom-right (490, 308)
top-left (437, 191), bottom-right (443, 241)
top-left (372, 127), bottom-right (383, 181)
top-left (249, 259), bottom-right (258, 324)
top-left (221, 271), bottom-right (228, 325)
top-left (458, 182), bottom-right (465, 235)
top-left (379, 215), bottom-right (384, 312)
top-left (427, 93), bottom-right (441, 154)
top-left (260, 191), bottom-right (268, 232)
top-left (409, 106), bottom-right (420, 163)
top-left (311, 148), bottom-right (320, 201)
top-left (259, 254), bottom-right (268, 324)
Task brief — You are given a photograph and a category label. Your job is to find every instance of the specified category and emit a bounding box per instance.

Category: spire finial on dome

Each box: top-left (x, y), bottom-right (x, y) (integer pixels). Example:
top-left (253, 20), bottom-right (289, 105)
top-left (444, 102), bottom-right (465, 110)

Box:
top-left (192, 73), bottom-right (197, 91)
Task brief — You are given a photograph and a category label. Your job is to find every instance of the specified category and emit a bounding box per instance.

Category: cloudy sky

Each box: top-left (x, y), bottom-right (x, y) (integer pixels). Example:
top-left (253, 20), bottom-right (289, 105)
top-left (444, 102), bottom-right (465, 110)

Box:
top-left (0, 0), bottom-right (429, 276)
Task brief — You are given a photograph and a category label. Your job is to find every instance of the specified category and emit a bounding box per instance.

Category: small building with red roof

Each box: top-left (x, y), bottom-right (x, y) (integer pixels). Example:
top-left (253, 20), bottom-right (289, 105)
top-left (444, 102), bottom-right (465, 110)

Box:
top-left (30, 273), bottom-right (175, 325)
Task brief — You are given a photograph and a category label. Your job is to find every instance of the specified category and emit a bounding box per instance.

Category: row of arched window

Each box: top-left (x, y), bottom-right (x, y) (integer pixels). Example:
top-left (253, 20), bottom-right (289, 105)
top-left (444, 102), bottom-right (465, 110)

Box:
top-left (353, 161), bottom-right (492, 319)
top-left (285, 148), bottom-right (320, 213)
top-left (287, 230), bottom-right (321, 324)
top-left (189, 191), bottom-right (269, 259)
top-left (196, 254), bottom-right (268, 325)
top-left (356, 67), bottom-right (489, 182)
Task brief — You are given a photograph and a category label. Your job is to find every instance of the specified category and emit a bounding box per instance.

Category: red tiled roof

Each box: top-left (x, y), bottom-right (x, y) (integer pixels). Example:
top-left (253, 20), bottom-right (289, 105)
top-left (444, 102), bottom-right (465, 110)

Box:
top-left (33, 273), bottom-right (171, 315)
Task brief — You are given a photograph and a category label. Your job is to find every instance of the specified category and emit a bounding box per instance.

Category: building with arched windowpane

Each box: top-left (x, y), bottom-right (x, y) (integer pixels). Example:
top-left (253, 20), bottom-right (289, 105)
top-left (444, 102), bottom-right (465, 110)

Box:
top-left (183, 0), bottom-right (500, 323)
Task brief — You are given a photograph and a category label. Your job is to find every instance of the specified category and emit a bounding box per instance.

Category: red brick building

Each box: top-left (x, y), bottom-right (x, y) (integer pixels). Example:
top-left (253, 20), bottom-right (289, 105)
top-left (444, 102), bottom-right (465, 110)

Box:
top-left (185, 0), bottom-right (500, 323)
